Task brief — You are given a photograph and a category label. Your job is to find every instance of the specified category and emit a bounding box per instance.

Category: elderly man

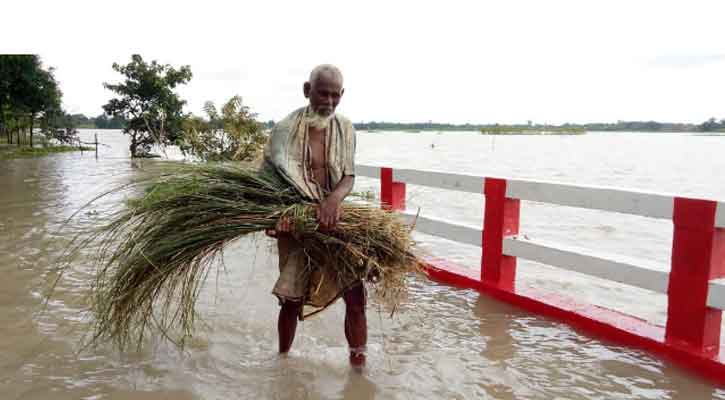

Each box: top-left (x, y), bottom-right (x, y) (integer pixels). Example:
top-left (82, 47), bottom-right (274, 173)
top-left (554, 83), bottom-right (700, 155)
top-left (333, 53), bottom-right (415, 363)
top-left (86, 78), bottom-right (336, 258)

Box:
top-left (263, 65), bottom-right (366, 367)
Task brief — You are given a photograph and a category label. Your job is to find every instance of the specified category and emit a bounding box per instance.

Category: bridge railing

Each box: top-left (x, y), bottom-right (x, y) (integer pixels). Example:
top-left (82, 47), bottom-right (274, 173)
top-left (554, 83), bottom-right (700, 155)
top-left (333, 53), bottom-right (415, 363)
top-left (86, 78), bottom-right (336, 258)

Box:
top-left (355, 164), bottom-right (725, 357)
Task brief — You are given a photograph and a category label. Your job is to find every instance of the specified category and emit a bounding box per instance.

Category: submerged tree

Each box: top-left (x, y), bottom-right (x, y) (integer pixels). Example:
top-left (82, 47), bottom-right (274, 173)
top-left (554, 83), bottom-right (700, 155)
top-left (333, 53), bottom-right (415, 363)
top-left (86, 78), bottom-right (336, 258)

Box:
top-left (39, 109), bottom-right (79, 145)
top-left (179, 95), bottom-right (267, 162)
top-left (102, 55), bottom-right (192, 157)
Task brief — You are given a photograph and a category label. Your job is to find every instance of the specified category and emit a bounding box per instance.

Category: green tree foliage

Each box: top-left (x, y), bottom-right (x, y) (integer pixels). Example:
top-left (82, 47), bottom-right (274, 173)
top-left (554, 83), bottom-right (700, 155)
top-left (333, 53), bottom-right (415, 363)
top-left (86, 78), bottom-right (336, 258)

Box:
top-left (0, 55), bottom-right (62, 146)
top-left (179, 95), bottom-right (267, 162)
top-left (102, 55), bottom-right (192, 157)
top-left (26, 65), bottom-right (62, 146)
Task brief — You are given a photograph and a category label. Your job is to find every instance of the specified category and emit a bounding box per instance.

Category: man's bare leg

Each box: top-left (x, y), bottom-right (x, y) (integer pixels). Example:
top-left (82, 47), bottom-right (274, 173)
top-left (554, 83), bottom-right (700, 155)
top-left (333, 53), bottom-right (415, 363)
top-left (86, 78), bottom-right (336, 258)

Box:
top-left (278, 300), bottom-right (302, 354)
top-left (343, 283), bottom-right (367, 367)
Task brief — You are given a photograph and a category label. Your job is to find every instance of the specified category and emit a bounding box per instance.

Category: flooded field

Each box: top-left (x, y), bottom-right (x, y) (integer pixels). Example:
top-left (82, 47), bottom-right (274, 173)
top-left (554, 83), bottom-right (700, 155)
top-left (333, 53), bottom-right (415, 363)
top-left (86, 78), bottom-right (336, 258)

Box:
top-left (1, 130), bottom-right (724, 399)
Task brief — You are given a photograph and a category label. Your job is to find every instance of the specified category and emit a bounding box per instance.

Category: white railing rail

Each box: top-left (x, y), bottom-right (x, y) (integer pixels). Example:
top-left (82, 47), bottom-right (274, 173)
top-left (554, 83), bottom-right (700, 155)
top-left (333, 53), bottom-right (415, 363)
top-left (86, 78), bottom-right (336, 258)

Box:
top-left (355, 164), bottom-right (725, 317)
top-left (360, 164), bottom-right (725, 225)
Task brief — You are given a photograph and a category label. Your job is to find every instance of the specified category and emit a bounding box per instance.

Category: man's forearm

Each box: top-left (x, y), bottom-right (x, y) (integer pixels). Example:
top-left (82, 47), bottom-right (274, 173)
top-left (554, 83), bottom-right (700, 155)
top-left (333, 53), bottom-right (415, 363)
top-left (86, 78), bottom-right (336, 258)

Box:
top-left (328, 175), bottom-right (355, 203)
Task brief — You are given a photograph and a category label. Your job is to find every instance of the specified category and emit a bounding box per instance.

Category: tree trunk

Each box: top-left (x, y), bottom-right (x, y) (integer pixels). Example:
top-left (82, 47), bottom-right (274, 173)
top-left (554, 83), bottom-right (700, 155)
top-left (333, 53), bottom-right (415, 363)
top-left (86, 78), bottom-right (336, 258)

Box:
top-left (5, 116), bottom-right (10, 144)
top-left (29, 114), bottom-right (34, 147)
top-left (129, 131), bottom-right (138, 157)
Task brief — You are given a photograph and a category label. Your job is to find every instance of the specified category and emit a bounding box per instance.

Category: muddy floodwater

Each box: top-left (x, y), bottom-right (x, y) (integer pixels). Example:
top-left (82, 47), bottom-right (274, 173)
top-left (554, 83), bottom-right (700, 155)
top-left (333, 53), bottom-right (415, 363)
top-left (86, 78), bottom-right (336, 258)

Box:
top-left (1, 130), bottom-right (724, 399)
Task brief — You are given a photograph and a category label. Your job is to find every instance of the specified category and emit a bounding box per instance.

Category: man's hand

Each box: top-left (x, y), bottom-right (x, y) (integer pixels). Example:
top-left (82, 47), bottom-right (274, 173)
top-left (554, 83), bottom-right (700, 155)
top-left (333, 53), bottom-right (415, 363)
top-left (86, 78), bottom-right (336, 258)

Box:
top-left (317, 194), bottom-right (343, 231)
top-left (266, 216), bottom-right (293, 238)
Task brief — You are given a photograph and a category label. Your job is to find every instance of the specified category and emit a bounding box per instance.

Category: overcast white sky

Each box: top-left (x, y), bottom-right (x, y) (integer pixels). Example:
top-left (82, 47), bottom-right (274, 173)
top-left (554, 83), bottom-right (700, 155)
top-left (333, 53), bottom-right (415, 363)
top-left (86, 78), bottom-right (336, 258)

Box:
top-left (3, 0), bottom-right (724, 124)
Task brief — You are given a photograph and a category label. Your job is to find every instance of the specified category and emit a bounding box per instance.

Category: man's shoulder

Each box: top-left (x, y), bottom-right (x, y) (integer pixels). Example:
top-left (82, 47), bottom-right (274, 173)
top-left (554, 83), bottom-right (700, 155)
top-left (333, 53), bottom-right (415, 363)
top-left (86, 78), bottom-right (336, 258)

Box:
top-left (334, 113), bottom-right (354, 131)
top-left (268, 107), bottom-right (305, 139)
top-left (275, 107), bottom-right (307, 129)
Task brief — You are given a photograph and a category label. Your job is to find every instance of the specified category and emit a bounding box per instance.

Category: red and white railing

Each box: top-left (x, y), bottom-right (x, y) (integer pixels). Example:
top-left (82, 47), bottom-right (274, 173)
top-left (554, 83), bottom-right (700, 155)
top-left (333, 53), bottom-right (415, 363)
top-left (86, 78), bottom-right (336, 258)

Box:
top-left (356, 164), bottom-right (725, 382)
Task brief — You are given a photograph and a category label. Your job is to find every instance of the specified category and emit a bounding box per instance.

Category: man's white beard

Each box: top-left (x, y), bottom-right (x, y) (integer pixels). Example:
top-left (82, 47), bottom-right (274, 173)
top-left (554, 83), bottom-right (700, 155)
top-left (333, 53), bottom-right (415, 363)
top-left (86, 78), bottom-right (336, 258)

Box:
top-left (306, 109), bottom-right (334, 130)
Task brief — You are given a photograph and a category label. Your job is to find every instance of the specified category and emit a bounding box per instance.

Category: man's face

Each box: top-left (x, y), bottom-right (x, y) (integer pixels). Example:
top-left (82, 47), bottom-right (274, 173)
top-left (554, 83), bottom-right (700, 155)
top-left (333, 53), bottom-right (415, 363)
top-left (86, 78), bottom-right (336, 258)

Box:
top-left (304, 74), bottom-right (344, 117)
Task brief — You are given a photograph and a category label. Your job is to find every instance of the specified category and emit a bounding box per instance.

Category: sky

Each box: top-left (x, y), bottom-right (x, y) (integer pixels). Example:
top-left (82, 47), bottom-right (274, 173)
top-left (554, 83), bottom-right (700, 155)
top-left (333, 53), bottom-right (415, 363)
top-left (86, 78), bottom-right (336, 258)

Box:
top-left (2, 0), bottom-right (725, 125)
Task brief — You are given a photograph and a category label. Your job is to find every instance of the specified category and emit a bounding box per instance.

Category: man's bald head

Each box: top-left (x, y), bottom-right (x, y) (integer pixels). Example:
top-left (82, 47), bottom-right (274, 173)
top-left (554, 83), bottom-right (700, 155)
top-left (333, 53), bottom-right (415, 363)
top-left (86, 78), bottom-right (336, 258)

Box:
top-left (308, 64), bottom-right (344, 89)
top-left (304, 64), bottom-right (345, 118)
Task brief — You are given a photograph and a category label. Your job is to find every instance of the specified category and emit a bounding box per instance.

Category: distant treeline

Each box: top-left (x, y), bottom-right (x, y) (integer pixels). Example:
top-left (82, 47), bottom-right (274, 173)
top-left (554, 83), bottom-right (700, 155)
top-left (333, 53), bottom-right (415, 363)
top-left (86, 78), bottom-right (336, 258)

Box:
top-left (481, 125), bottom-right (585, 135)
top-left (575, 121), bottom-right (698, 132)
top-left (69, 116), bottom-right (725, 133)
top-left (354, 122), bottom-right (483, 131)
top-left (69, 113), bottom-right (126, 129)
top-left (354, 119), bottom-right (725, 133)
top-left (565, 119), bottom-right (725, 132)
top-left (697, 118), bottom-right (725, 132)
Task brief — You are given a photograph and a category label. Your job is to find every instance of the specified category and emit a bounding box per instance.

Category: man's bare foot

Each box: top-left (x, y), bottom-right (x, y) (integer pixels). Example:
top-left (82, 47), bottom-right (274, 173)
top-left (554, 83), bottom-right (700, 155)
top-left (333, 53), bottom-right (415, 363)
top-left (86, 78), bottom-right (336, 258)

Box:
top-left (349, 352), bottom-right (366, 371)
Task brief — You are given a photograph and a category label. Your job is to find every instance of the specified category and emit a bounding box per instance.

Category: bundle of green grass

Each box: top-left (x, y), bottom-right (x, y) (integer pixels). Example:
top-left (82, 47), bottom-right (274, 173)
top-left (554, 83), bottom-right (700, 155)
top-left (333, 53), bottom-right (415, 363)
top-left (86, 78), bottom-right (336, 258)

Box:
top-left (82, 163), bottom-right (423, 350)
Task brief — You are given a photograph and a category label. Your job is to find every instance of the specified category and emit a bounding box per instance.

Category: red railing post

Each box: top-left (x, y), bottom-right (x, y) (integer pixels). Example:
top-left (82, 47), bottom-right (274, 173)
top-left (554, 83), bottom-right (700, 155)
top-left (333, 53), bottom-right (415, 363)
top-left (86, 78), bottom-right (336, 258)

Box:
top-left (482, 178), bottom-right (520, 291)
top-left (380, 167), bottom-right (406, 211)
top-left (665, 198), bottom-right (725, 355)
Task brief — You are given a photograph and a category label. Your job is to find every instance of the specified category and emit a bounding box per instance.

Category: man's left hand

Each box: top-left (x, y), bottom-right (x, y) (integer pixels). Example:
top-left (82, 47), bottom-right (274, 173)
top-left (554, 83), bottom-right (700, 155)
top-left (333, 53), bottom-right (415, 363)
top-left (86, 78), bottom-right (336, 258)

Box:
top-left (317, 195), bottom-right (342, 231)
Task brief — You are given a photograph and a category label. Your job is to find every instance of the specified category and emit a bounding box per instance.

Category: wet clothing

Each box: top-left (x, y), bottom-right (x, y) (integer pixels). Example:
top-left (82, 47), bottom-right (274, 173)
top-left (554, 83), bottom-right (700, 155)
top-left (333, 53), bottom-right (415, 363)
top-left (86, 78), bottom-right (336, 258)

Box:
top-left (264, 106), bottom-right (358, 319)
top-left (273, 234), bottom-right (362, 319)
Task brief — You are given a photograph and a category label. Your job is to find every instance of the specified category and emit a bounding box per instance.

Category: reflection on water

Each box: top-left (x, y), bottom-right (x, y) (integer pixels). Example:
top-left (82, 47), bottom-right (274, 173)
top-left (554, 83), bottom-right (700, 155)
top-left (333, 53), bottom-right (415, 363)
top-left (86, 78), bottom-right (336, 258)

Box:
top-left (1, 130), bottom-right (724, 399)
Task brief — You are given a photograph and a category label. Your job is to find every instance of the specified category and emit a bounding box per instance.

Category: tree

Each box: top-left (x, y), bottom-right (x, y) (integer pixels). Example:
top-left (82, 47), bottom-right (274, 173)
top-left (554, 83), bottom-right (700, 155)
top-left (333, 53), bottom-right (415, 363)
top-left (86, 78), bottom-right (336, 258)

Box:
top-left (26, 66), bottom-right (62, 146)
top-left (102, 55), bottom-right (192, 157)
top-left (0, 55), bottom-right (62, 146)
top-left (179, 95), bottom-right (267, 162)
top-left (0, 55), bottom-right (39, 145)
top-left (0, 57), bottom-right (10, 143)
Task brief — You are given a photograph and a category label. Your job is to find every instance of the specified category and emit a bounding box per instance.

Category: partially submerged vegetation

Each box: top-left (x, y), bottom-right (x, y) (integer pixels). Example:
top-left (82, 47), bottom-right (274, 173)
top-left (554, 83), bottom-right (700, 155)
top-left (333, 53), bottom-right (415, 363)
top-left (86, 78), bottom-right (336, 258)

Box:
top-left (0, 127), bottom-right (91, 160)
top-left (179, 95), bottom-right (266, 162)
top-left (0, 144), bottom-right (93, 159)
top-left (101, 55), bottom-right (266, 161)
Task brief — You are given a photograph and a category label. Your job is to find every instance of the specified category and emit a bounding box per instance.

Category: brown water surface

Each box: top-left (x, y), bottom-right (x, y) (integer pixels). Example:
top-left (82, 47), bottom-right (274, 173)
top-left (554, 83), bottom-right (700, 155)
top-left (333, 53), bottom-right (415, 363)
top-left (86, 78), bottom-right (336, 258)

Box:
top-left (1, 130), bottom-right (724, 399)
